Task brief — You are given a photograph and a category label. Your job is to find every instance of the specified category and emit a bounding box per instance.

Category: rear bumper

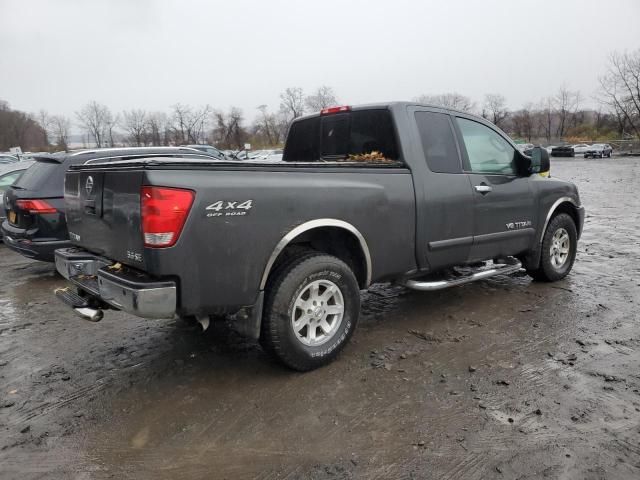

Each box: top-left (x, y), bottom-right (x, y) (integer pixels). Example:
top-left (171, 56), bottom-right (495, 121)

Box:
top-left (54, 248), bottom-right (177, 319)
top-left (2, 221), bottom-right (69, 261)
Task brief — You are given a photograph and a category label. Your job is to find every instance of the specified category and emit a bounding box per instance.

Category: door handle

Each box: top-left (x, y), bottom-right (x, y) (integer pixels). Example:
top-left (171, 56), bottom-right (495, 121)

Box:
top-left (474, 185), bottom-right (492, 194)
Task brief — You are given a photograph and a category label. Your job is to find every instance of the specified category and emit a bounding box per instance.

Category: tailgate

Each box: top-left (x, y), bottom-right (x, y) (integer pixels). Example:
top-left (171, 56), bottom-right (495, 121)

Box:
top-left (65, 169), bottom-right (146, 268)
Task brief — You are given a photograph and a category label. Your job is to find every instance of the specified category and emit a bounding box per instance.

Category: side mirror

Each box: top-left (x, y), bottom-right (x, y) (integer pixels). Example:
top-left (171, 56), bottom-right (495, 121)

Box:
top-left (529, 146), bottom-right (550, 176)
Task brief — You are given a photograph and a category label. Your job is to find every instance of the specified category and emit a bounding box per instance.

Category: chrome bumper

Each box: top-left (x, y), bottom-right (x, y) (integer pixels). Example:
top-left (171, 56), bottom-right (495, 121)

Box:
top-left (54, 248), bottom-right (176, 319)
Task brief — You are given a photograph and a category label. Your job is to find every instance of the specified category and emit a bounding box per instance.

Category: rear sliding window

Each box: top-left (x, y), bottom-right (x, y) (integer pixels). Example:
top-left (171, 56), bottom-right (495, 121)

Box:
top-left (414, 111), bottom-right (461, 174)
top-left (283, 109), bottom-right (399, 162)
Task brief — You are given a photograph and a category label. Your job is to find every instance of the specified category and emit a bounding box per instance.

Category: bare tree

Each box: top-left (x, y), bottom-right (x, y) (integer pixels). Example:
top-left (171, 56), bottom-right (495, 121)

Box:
top-left (482, 94), bottom-right (509, 129)
top-left (213, 107), bottom-right (247, 149)
top-left (76, 101), bottom-right (114, 147)
top-left (170, 103), bottom-right (191, 144)
top-left (305, 86), bottom-right (338, 112)
top-left (255, 105), bottom-right (278, 146)
top-left (170, 103), bottom-right (212, 144)
top-left (279, 87), bottom-right (305, 122)
top-left (511, 104), bottom-right (534, 141)
top-left (146, 111), bottom-right (169, 146)
top-left (35, 110), bottom-right (52, 146)
top-left (554, 86), bottom-right (580, 138)
top-left (599, 49), bottom-right (640, 138)
top-left (537, 96), bottom-right (555, 142)
top-left (414, 93), bottom-right (475, 112)
top-left (187, 105), bottom-right (212, 144)
top-left (0, 100), bottom-right (48, 151)
top-left (122, 109), bottom-right (147, 146)
top-left (106, 110), bottom-right (119, 147)
top-left (50, 115), bottom-right (71, 151)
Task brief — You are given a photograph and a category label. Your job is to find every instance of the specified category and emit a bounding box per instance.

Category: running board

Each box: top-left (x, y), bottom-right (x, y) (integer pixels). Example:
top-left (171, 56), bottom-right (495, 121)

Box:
top-left (402, 257), bottom-right (523, 291)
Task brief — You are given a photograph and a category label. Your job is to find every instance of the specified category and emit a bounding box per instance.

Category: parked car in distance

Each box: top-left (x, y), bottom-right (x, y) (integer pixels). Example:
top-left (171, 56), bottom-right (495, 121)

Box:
top-left (182, 144), bottom-right (228, 160)
top-left (54, 102), bottom-right (584, 371)
top-left (234, 151), bottom-right (249, 160)
top-left (572, 144), bottom-right (591, 155)
top-left (0, 161), bottom-right (34, 235)
top-left (250, 149), bottom-right (284, 161)
top-left (551, 145), bottom-right (575, 157)
top-left (516, 143), bottom-right (534, 153)
top-left (2, 147), bottom-right (215, 262)
top-left (584, 144), bottom-right (613, 158)
top-left (247, 150), bottom-right (267, 159)
top-left (0, 154), bottom-right (19, 164)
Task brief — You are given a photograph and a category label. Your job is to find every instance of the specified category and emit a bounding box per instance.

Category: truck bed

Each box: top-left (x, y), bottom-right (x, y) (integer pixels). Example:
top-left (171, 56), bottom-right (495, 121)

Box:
top-left (64, 157), bottom-right (416, 315)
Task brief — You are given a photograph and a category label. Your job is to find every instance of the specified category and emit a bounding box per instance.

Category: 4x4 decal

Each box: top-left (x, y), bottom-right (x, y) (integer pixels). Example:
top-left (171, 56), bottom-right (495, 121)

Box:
top-left (206, 200), bottom-right (253, 217)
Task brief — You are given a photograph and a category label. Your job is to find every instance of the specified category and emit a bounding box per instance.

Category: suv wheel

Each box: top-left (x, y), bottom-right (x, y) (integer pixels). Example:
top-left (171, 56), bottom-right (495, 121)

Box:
top-left (261, 250), bottom-right (360, 371)
top-left (527, 213), bottom-right (577, 282)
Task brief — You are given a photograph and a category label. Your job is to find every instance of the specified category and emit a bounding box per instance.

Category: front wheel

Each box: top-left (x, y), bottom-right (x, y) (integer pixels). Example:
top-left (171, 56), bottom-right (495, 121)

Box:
top-left (527, 213), bottom-right (578, 282)
top-left (261, 251), bottom-right (361, 371)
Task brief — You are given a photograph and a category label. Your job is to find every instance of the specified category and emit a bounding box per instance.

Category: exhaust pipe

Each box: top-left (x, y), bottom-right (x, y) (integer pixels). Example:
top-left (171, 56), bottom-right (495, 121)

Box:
top-left (73, 307), bottom-right (104, 322)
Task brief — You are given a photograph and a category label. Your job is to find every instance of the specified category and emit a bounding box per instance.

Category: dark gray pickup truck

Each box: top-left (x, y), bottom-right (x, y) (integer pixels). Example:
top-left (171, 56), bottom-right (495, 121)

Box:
top-left (54, 102), bottom-right (584, 371)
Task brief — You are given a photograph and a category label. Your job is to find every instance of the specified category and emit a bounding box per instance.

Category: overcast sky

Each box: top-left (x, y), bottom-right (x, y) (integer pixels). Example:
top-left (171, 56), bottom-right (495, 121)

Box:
top-left (1, 0), bottom-right (638, 122)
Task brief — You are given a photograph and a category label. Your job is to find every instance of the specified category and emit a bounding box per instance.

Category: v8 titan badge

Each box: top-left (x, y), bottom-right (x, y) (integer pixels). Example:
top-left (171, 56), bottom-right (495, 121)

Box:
top-left (206, 200), bottom-right (253, 217)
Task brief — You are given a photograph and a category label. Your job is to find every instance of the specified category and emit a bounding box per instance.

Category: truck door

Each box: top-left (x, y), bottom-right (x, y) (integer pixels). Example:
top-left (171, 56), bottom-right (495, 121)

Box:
top-left (410, 108), bottom-right (475, 271)
top-left (453, 116), bottom-right (536, 261)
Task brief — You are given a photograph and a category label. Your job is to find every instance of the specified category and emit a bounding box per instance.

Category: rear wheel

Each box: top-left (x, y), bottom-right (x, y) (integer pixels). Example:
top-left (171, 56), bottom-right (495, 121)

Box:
top-left (527, 213), bottom-right (577, 282)
top-left (261, 250), bottom-right (361, 371)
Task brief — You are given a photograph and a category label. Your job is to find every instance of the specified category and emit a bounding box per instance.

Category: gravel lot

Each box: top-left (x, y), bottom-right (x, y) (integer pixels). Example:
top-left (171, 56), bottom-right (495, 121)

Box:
top-left (1, 157), bottom-right (639, 479)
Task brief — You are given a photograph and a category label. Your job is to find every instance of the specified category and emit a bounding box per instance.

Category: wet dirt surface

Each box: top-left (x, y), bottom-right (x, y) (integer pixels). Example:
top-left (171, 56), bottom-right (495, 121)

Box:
top-left (1, 158), bottom-right (639, 479)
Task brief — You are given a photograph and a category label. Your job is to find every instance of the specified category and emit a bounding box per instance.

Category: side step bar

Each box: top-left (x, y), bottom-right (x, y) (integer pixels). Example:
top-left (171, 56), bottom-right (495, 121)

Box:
top-left (402, 257), bottom-right (523, 291)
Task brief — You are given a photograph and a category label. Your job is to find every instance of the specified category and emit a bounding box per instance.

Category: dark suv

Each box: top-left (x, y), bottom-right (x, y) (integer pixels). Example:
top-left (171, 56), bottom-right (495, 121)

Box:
top-left (2, 147), bottom-right (214, 262)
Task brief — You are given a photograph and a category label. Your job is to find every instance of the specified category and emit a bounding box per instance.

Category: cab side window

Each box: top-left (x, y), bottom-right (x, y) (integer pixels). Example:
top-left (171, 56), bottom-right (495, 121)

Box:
top-left (456, 118), bottom-right (516, 175)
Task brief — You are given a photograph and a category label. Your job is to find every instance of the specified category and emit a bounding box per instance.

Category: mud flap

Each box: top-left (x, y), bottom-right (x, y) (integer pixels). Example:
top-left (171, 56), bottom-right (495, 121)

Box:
top-left (520, 246), bottom-right (542, 271)
top-left (230, 291), bottom-right (264, 340)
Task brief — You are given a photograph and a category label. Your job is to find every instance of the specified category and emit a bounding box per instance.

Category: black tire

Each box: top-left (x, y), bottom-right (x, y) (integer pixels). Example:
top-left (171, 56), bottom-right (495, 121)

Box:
top-left (261, 251), bottom-right (361, 371)
top-left (527, 213), bottom-right (577, 282)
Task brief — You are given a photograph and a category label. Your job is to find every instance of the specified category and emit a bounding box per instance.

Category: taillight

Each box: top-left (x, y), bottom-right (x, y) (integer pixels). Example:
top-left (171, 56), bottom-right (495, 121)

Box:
top-left (16, 199), bottom-right (57, 214)
top-left (141, 186), bottom-right (194, 248)
top-left (320, 105), bottom-right (351, 115)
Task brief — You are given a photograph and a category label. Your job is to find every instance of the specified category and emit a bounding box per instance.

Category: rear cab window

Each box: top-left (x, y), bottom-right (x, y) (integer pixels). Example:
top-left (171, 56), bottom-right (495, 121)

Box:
top-left (414, 111), bottom-right (461, 173)
top-left (283, 109), bottom-right (399, 163)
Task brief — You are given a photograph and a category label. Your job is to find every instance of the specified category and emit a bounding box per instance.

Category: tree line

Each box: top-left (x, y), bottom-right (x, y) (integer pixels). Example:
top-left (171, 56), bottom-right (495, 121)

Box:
top-left (1, 49), bottom-right (638, 152)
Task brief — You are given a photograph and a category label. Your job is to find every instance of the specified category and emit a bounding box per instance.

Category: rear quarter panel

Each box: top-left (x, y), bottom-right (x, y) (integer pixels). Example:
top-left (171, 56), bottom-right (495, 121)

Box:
top-left (142, 167), bottom-right (416, 314)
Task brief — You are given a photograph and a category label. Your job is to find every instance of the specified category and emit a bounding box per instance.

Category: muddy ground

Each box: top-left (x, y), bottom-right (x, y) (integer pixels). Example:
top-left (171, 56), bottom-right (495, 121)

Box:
top-left (1, 158), bottom-right (639, 480)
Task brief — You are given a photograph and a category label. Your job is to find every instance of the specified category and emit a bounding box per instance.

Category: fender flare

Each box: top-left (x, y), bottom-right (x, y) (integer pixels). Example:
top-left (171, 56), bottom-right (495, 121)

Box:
top-left (259, 218), bottom-right (372, 290)
top-left (538, 196), bottom-right (579, 245)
